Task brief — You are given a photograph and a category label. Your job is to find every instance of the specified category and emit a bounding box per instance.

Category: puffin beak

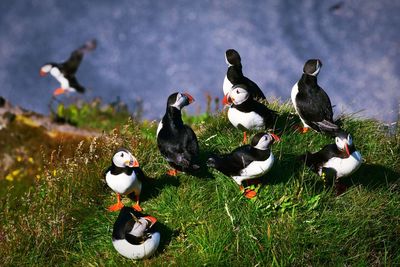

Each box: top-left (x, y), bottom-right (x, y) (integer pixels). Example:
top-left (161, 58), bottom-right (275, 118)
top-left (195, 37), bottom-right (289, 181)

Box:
top-left (270, 133), bottom-right (281, 142)
top-left (39, 70), bottom-right (47, 77)
top-left (183, 93), bottom-right (194, 104)
top-left (126, 158), bottom-right (139, 167)
top-left (53, 88), bottom-right (66, 96)
top-left (222, 94), bottom-right (232, 105)
top-left (344, 143), bottom-right (350, 156)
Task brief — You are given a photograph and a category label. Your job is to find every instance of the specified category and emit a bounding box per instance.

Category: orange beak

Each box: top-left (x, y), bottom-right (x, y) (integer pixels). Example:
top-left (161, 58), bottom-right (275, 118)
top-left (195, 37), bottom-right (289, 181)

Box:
top-left (53, 88), bottom-right (66, 96)
top-left (270, 133), bottom-right (281, 142)
top-left (40, 70), bottom-right (47, 77)
top-left (183, 93), bottom-right (194, 104)
top-left (222, 94), bottom-right (232, 105)
top-left (344, 144), bottom-right (350, 156)
top-left (126, 158), bottom-right (139, 167)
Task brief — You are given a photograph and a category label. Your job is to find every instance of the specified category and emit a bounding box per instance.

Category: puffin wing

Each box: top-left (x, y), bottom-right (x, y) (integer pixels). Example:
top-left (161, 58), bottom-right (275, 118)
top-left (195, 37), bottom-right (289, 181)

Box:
top-left (209, 146), bottom-right (256, 176)
top-left (253, 101), bottom-right (277, 127)
top-left (183, 125), bottom-right (199, 158)
top-left (243, 76), bottom-right (266, 100)
top-left (296, 85), bottom-right (334, 124)
top-left (62, 50), bottom-right (84, 75)
top-left (68, 76), bottom-right (86, 93)
top-left (302, 144), bottom-right (339, 171)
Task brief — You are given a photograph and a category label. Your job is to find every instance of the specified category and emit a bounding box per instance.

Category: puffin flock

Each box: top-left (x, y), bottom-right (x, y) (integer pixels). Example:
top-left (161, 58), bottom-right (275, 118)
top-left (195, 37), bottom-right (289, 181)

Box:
top-left (41, 41), bottom-right (362, 260)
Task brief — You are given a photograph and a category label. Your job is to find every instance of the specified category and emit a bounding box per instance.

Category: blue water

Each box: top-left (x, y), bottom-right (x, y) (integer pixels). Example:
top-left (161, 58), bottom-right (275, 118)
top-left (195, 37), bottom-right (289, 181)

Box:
top-left (0, 0), bottom-right (399, 122)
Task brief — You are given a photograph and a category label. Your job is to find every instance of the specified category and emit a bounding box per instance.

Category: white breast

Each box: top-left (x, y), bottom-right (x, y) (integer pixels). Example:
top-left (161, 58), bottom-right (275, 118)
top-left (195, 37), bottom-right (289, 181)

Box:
top-left (50, 67), bottom-right (70, 89)
top-left (291, 82), bottom-right (310, 128)
top-left (232, 152), bottom-right (274, 185)
top-left (320, 151), bottom-right (362, 178)
top-left (228, 107), bottom-right (264, 130)
top-left (106, 171), bottom-right (141, 195)
top-left (112, 232), bottom-right (160, 259)
top-left (223, 75), bottom-right (233, 95)
top-left (156, 121), bottom-right (163, 137)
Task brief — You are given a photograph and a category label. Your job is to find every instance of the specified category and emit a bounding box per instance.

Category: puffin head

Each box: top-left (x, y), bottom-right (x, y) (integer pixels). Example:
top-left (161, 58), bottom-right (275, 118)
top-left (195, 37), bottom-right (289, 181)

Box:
top-left (223, 84), bottom-right (249, 105)
top-left (303, 59), bottom-right (323, 76)
top-left (168, 92), bottom-right (194, 110)
top-left (225, 49), bottom-right (241, 67)
top-left (40, 64), bottom-right (53, 77)
top-left (112, 148), bottom-right (139, 168)
top-left (251, 132), bottom-right (280, 150)
top-left (335, 131), bottom-right (353, 156)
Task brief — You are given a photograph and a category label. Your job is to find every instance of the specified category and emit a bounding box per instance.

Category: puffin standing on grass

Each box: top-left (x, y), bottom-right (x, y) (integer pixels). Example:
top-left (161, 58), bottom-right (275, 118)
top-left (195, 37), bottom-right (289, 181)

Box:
top-left (223, 49), bottom-right (266, 104)
top-left (207, 132), bottom-right (280, 198)
top-left (105, 148), bottom-right (144, 212)
top-left (40, 39), bottom-right (97, 96)
top-left (112, 206), bottom-right (160, 260)
top-left (157, 92), bottom-right (200, 176)
top-left (224, 84), bottom-right (277, 143)
top-left (291, 59), bottom-right (340, 135)
top-left (300, 131), bottom-right (362, 181)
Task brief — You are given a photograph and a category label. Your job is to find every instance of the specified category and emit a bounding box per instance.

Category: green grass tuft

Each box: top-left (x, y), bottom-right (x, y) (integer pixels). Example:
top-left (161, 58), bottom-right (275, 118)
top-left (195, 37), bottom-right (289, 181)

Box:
top-left (1, 100), bottom-right (399, 266)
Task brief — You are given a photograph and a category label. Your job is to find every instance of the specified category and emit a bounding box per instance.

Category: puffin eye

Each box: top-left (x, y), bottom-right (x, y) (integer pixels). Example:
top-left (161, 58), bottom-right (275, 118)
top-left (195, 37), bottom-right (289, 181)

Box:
top-left (120, 153), bottom-right (124, 157)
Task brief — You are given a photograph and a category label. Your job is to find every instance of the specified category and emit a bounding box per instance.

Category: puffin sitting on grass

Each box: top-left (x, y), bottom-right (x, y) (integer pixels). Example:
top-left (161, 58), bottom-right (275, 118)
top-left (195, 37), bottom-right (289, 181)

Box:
top-left (300, 131), bottom-right (362, 189)
top-left (112, 206), bottom-right (159, 260)
top-left (40, 39), bottom-right (96, 96)
top-left (291, 59), bottom-right (340, 135)
top-left (224, 84), bottom-right (277, 143)
top-left (207, 132), bottom-right (280, 198)
top-left (105, 148), bottom-right (144, 212)
top-left (157, 92), bottom-right (199, 176)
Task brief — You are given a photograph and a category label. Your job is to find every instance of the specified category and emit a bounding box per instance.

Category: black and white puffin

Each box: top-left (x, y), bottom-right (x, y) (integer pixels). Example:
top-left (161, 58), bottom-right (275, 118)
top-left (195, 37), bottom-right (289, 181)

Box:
top-left (224, 84), bottom-right (277, 143)
top-left (207, 132), bottom-right (280, 198)
top-left (300, 131), bottom-right (362, 179)
top-left (291, 59), bottom-right (340, 134)
top-left (223, 49), bottom-right (266, 105)
top-left (40, 39), bottom-right (97, 96)
top-left (105, 148), bottom-right (144, 212)
top-left (112, 206), bottom-right (160, 260)
top-left (157, 92), bottom-right (199, 176)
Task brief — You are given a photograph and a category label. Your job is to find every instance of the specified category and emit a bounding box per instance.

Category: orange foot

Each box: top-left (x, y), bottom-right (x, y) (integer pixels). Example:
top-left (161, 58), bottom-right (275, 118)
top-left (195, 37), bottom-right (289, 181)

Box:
top-left (108, 202), bottom-right (124, 212)
top-left (167, 169), bottom-right (178, 176)
top-left (293, 125), bottom-right (309, 134)
top-left (132, 203), bottom-right (143, 212)
top-left (143, 215), bottom-right (158, 228)
top-left (239, 185), bottom-right (258, 199)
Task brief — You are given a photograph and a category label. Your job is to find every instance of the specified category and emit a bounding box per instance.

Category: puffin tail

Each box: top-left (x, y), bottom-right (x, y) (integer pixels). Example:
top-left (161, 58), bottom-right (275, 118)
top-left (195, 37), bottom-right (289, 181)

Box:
top-left (315, 120), bottom-right (341, 137)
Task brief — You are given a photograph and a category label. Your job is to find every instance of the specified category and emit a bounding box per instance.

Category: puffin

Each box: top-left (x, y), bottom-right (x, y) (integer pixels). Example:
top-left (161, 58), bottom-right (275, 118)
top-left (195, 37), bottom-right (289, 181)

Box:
top-left (223, 49), bottom-right (266, 105)
top-left (105, 148), bottom-right (144, 212)
top-left (207, 132), bottom-right (280, 198)
top-left (157, 92), bottom-right (199, 176)
top-left (291, 59), bottom-right (340, 134)
top-left (40, 39), bottom-right (97, 96)
top-left (112, 206), bottom-right (160, 260)
top-left (300, 131), bottom-right (362, 180)
top-left (224, 84), bottom-right (277, 143)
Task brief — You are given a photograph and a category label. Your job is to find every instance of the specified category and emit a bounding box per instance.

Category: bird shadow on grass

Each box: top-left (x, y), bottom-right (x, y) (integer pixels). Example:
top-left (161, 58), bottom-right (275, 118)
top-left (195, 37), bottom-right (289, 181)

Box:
top-left (140, 175), bottom-right (181, 202)
top-left (261, 152), bottom-right (306, 186)
top-left (341, 163), bottom-right (400, 189)
top-left (152, 221), bottom-right (175, 256)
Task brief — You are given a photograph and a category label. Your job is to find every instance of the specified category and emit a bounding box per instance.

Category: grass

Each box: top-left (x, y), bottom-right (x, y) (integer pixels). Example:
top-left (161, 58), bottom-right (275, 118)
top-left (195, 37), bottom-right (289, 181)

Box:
top-left (0, 100), bottom-right (399, 266)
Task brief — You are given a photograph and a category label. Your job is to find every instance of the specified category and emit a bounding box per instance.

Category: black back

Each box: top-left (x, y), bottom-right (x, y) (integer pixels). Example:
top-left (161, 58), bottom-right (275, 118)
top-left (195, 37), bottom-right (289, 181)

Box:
top-left (295, 74), bottom-right (338, 133)
top-left (157, 102), bottom-right (199, 172)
